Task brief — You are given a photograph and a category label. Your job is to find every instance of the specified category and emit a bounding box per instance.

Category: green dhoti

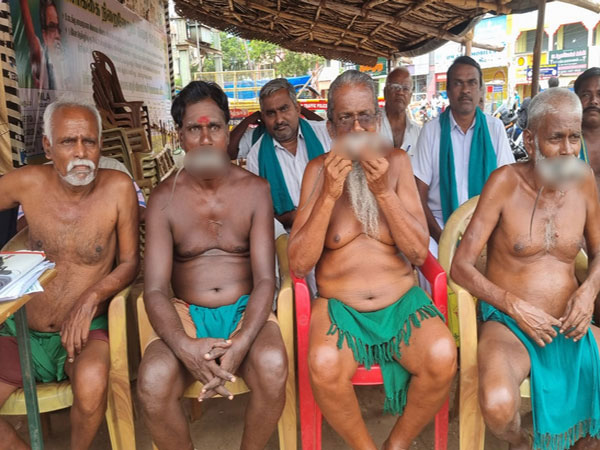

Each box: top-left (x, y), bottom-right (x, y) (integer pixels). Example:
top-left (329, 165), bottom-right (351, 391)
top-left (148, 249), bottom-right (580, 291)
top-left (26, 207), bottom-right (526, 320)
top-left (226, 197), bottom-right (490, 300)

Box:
top-left (327, 286), bottom-right (444, 415)
top-left (0, 314), bottom-right (108, 383)
top-left (480, 301), bottom-right (600, 450)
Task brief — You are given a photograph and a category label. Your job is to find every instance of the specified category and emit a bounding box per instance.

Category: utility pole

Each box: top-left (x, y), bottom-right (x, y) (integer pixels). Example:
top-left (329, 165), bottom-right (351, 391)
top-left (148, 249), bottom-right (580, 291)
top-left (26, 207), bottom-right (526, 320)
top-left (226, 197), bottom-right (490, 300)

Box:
top-left (530, 0), bottom-right (546, 98)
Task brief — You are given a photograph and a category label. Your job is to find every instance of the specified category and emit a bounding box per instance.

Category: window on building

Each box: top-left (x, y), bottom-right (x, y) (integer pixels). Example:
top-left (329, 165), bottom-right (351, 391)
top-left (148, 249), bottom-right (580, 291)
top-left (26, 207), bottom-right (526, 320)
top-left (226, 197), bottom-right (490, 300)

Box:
top-left (554, 23), bottom-right (588, 50)
top-left (593, 23), bottom-right (600, 46)
top-left (515, 30), bottom-right (548, 53)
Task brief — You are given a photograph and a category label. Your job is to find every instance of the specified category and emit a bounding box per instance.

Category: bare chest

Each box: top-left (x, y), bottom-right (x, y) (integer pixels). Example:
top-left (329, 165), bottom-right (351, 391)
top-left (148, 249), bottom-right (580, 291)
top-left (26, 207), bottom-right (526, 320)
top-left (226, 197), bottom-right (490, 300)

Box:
top-left (495, 196), bottom-right (585, 259)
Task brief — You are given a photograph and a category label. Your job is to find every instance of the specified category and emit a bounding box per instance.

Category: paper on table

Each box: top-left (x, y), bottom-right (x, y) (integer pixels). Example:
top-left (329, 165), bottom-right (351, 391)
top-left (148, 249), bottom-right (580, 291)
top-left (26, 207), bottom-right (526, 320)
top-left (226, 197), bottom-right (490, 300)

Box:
top-left (0, 252), bottom-right (55, 302)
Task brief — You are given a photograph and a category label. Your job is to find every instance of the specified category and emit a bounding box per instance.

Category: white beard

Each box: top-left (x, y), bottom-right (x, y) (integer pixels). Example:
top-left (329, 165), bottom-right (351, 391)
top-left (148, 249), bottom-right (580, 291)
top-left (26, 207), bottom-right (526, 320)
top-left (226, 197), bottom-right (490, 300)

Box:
top-left (346, 161), bottom-right (379, 238)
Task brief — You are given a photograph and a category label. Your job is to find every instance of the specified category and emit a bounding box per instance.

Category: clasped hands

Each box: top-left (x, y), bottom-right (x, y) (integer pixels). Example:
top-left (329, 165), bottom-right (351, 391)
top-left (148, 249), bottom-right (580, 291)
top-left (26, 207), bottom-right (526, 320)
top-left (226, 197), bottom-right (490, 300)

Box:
top-left (510, 286), bottom-right (595, 347)
top-left (178, 336), bottom-right (247, 402)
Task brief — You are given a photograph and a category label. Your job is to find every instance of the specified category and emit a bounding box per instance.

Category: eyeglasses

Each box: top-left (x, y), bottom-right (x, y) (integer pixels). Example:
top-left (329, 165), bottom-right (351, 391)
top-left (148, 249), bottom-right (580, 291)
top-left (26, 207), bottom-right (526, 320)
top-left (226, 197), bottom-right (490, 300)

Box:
top-left (335, 112), bottom-right (378, 131)
top-left (386, 83), bottom-right (412, 93)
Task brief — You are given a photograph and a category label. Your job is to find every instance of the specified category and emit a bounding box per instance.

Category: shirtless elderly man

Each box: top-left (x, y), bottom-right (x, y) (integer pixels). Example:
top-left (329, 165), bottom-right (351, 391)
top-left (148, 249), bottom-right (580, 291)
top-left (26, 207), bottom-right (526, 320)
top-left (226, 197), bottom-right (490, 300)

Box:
top-left (452, 88), bottom-right (600, 450)
top-left (137, 81), bottom-right (287, 450)
top-left (289, 70), bottom-right (456, 450)
top-left (0, 99), bottom-right (139, 449)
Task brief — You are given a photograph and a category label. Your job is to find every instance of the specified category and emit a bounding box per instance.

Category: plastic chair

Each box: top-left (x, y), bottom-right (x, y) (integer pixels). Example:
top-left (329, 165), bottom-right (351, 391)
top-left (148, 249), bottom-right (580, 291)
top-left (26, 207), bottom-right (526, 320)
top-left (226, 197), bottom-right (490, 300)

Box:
top-left (136, 234), bottom-right (297, 450)
top-left (0, 228), bottom-right (136, 449)
top-left (293, 251), bottom-right (450, 450)
top-left (438, 196), bottom-right (588, 450)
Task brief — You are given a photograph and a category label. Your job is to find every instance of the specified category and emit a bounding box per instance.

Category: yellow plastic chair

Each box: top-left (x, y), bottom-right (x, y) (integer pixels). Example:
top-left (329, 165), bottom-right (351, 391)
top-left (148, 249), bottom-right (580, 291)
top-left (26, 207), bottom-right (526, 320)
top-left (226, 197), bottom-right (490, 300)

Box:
top-left (0, 228), bottom-right (136, 449)
top-left (137, 233), bottom-right (297, 450)
top-left (438, 196), bottom-right (588, 450)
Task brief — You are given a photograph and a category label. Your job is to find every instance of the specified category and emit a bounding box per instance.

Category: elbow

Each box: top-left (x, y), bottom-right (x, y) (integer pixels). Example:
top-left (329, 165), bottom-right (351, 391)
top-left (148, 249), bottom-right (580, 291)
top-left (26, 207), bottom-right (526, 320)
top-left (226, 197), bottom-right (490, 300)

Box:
top-left (412, 247), bottom-right (428, 267)
top-left (450, 260), bottom-right (467, 287)
top-left (288, 246), bottom-right (310, 279)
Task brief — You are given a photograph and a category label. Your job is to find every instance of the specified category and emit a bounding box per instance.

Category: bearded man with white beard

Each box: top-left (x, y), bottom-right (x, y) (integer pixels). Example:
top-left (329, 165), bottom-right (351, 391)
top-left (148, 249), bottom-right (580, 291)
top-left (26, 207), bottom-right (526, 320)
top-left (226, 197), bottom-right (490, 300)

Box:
top-left (0, 99), bottom-right (139, 450)
top-left (451, 88), bottom-right (600, 450)
top-left (289, 70), bottom-right (457, 450)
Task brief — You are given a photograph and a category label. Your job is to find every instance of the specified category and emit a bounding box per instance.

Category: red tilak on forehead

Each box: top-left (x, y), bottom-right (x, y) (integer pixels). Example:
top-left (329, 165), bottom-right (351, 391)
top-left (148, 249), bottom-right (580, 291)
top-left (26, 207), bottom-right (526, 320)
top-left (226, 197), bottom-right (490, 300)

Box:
top-left (197, 116), bottom-right (210, 124)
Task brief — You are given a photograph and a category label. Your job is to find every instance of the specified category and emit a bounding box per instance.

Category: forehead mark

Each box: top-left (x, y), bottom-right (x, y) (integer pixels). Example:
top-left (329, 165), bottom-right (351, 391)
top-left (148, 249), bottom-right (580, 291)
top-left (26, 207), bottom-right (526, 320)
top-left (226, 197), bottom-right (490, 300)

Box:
top-left (197, 116), bottom-right (210, 124)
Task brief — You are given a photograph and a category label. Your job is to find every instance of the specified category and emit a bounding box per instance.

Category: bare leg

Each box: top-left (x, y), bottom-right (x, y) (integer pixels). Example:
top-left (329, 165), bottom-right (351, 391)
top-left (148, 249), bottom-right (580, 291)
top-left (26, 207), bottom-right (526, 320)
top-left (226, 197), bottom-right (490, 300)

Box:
top-left (571, 326), bottom-right (600, 450)
top-left (137, 339), bottom-right (194, 450)
top-left (238, 321), bottom-right (287, 450)
top-left (478, 321), bottom-right (531, 450)
top-left (0, 381), bottom-right (25, 450)
top-left (64, 339), bottom-right (110, 450)
top-left (383, 315), bottom-right (457, 450)
top-left (308, 298), bottom-right (374, 450)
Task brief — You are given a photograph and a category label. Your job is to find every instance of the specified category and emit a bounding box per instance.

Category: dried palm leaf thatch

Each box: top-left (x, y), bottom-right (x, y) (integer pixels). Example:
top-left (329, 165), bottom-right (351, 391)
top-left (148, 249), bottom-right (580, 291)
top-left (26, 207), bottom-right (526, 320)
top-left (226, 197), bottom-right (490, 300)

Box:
top-left (173, 0), bottom-right (545, 65)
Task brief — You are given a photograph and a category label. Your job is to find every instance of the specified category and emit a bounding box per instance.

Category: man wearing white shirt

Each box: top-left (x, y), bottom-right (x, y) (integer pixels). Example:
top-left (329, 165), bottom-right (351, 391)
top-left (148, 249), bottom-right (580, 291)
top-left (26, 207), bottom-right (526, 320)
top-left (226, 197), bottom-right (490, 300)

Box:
top-left (246, 78), bottom-right (331, 229)
top-left (380, 67), bottom-right (421, 156)
top-left (413, 56), bottom-right (514, 256)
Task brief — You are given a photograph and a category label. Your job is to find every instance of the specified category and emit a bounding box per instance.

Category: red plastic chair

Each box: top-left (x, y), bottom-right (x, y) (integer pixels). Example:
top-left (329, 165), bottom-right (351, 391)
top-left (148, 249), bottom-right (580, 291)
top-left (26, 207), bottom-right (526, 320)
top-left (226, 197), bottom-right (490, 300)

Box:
top-left (293, 251), bottom-right (449, 450)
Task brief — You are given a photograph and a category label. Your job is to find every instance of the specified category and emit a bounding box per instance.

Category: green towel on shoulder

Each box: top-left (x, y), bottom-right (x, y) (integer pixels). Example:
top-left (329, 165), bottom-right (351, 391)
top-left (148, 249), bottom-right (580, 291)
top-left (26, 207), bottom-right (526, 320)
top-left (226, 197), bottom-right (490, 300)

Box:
top-left (189, 294), bottom-right (249, 339)
top-left (0, 314), bottom-right (108, 383)
top-left (327, 287), bottom-right (444, 415)
top-left (439, 107), bottom-right (497, 222)
top-left (580, 137), bottom-right (589, 164)
top-left (258, 118), bottom-right (325, 215)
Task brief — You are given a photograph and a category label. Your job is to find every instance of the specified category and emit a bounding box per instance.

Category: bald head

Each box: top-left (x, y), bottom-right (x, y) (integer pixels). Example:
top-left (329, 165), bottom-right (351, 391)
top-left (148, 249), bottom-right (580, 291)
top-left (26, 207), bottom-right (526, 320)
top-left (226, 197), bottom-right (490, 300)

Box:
top-left (527, 88), bottom-right (582, 132)
top-left (384, 67), bottom-right (413, 115)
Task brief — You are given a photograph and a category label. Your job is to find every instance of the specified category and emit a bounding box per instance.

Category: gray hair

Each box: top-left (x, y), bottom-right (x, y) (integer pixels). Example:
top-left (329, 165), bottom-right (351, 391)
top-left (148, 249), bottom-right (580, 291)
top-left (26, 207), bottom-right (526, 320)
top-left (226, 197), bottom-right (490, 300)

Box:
top-left (43, 98), bottom-right (102, 145)
top-left (386, 66), bottom-right (414, 90)
top-left (527, 87), bottom-right (582, 131)
top-left (259, 78), bottom-right (298, 110)
top-left (327, 70), bottom-right (379, 121)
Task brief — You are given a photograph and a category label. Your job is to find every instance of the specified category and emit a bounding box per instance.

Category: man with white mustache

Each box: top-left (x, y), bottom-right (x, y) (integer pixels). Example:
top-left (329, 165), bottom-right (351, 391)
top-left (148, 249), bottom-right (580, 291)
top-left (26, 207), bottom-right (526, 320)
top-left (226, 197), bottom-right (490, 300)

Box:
top-left (452, 88), bottom-right (600, 450)
top-left (0, 99), bottom-right (139, 449)
top-left (289, 70), bottom-right (456, 450)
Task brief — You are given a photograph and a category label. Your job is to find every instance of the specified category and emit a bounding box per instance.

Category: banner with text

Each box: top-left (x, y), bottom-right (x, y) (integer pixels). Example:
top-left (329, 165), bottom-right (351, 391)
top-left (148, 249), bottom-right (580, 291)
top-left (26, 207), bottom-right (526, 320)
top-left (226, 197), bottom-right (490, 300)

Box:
top-left (10, 0), bottom-right (171, 162)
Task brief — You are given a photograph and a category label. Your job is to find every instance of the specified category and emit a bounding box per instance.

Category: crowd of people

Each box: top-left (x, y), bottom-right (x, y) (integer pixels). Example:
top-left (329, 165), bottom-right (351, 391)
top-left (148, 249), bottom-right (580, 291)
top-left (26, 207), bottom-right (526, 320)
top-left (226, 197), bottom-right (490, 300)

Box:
top-left (0, 55), bottom-right (600, 450)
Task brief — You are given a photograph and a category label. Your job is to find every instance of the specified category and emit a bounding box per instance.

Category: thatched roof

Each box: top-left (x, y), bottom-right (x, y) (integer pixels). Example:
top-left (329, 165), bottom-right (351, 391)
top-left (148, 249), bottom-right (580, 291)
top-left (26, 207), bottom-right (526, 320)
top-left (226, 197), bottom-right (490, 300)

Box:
top-left (173, 0), bottom-right (558, 66)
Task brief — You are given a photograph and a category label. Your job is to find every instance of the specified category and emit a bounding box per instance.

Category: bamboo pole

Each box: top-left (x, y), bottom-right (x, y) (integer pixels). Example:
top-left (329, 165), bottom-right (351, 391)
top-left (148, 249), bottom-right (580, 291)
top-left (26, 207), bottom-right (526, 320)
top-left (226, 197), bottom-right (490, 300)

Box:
top-left (530, 0), bottom-right (546, 98)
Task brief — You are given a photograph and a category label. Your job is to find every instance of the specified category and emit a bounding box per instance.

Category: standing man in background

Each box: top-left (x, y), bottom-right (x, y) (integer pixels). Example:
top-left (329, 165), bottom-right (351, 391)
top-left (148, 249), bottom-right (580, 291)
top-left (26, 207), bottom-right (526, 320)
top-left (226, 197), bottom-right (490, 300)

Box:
top-left (379, 67), bottom-right (421, 157)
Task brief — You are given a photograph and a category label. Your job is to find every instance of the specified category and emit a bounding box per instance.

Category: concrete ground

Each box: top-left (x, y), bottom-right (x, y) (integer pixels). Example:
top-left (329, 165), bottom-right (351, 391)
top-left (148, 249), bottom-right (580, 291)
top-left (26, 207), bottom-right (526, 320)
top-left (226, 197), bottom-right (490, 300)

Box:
top-left (8, 378), bottom-right (533, 449)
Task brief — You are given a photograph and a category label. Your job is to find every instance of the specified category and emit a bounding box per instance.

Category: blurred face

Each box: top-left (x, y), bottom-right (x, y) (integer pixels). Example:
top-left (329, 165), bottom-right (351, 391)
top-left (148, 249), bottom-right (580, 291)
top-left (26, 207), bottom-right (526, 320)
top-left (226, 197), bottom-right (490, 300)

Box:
top-left (43, 106), bottom-right (100, 187)
top-left (384, 70), bottom-right (412, 114)
top-left (577, 76), bottom-right (600, 130)
top-left (447, 64), bottom-right (481, 116)
top-left (260, 89), bottom-right (300, 144)
top-left (42, 5), bottom-right (61, 51)
top-left (178, 99), bottom-right (230, 179)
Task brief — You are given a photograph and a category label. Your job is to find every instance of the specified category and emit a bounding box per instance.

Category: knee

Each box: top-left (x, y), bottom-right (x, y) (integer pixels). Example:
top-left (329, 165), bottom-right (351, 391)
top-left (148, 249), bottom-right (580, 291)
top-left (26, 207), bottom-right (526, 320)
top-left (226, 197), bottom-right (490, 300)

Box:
top-left (72, 360), bottom-right (109, 415)
top-left (137, 356), bottom-right (180, 412)
top-left (479, 384), bottom-right (519, 432)
top-left (420, 334), bottom-right (457, 384)
top-left (308, 344), bottom-right (345, 388)
top-left (251, 346), bottom-right (288, 394)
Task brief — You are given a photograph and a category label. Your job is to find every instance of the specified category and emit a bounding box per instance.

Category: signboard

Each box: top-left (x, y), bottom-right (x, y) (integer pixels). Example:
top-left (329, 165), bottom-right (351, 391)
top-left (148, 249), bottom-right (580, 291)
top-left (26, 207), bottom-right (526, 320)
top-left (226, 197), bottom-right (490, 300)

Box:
top-left (434, 15), bottom-right (508, 72)
top-left (526, 64), bottom-right (558, 80)
top-left (514, 53), bottom-right (549, 82)
top-left (549, 48), bottom-right (588, 76)
top-left (357, 57), bottom-right (388, 77)
top-left (10, 0), bottom-right (171, 162)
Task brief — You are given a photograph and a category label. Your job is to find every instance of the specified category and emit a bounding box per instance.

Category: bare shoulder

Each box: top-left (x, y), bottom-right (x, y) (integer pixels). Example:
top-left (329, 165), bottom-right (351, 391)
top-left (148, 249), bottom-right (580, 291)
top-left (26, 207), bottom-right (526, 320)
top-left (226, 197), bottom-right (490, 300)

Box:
top-left (97, 167), bottom-right (132, 187)
top-left (485, 162), bottom-right (522, 191)
top-left (231, 165), bottom-right (270, 198)
top-left (387, 148), bottom-right (411, 168)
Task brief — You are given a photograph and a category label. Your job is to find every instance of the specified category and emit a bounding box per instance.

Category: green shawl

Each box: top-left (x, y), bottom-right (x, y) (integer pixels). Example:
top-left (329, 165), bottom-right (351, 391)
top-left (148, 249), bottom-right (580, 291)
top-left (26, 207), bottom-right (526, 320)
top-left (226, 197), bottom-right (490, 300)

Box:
top-left (439, 107), bottom-right (497, 223)
top-left (327, 287), bottom-right (444, 415)
top-left (480, 301), bottom-right (600, 450)
top-left (580, 137), bottom-right (589, 164)
top-left (258, 118), bottom-right (325, 215)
